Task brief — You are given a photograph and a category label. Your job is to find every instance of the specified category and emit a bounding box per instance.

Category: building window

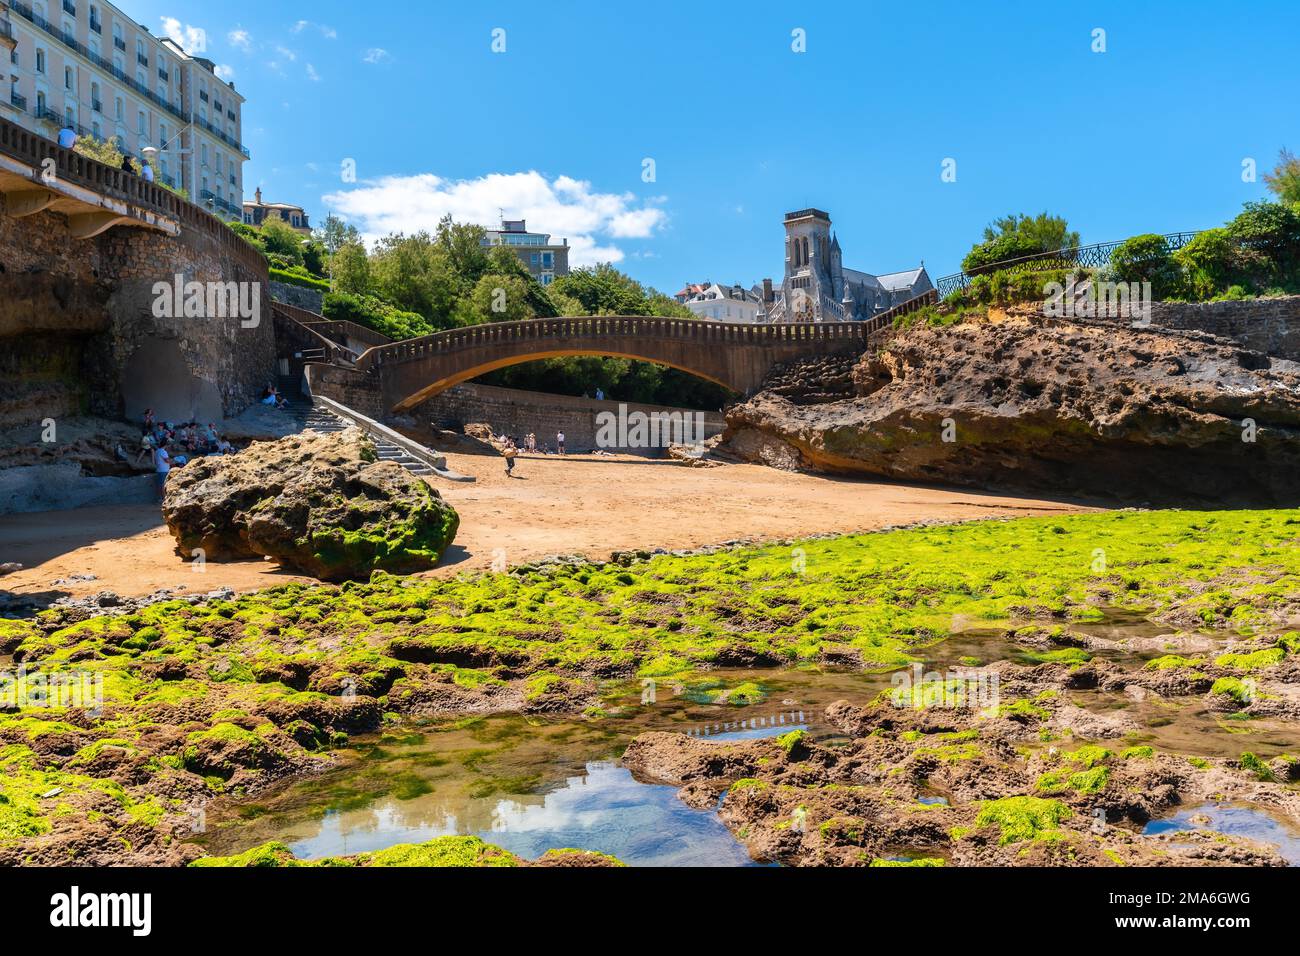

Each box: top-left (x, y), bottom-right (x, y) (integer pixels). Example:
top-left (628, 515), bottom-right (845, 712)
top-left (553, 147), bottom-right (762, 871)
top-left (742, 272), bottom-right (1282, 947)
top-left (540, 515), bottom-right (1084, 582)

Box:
top-left (137, 110), bottom-right (145, 135)
top-left (541, 252), bottom-right (554, 269)
top-left (115, 96), bottom-right (123, 120)
top-left (35, 49), bottom-right (46, 74)
top-left (64, 66), bottom-right (74, 91)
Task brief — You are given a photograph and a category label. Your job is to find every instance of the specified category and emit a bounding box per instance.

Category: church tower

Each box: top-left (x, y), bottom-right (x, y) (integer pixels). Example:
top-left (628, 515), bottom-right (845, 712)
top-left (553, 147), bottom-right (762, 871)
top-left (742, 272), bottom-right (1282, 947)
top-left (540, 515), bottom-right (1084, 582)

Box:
top-left (782, 209), bottom-right (834, 321)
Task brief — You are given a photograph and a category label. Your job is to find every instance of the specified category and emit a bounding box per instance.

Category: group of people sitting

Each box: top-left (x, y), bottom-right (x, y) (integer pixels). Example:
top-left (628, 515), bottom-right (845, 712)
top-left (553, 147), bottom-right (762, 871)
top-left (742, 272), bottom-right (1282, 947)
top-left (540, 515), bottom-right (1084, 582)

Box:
top-left (124, 409), bottom-right (235, 498)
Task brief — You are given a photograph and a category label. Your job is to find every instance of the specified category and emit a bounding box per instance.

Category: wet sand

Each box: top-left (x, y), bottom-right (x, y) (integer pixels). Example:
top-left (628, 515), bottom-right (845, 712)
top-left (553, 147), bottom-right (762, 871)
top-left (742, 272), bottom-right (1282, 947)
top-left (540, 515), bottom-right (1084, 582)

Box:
top-left (0, 450), bottom-right (1097, 603)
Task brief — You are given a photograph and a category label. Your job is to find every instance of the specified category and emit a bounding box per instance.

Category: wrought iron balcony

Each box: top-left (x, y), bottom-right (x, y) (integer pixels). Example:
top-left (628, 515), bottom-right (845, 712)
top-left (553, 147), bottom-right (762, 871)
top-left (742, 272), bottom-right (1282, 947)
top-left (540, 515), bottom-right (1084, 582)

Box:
top-left (136, 52), bottom-right (147, 67)
top-left (0, 18), bottom-right (13, 41)
top-left (158, 67), bottom-right (168, 82)
top-left (10, 92), bottom-right (26, 111)
top-left (195, 114), bottom-right (250, 159)
top-left (89, 17), bottom-right (100, 34)
top-left (62, 0), bottom-right (75, 16)
top-left (91, 98), bottom-right (101, 112)
top-left (5, 0), bottom-right (189, 123)
top-left (35, 105), bottom-right (61, 124)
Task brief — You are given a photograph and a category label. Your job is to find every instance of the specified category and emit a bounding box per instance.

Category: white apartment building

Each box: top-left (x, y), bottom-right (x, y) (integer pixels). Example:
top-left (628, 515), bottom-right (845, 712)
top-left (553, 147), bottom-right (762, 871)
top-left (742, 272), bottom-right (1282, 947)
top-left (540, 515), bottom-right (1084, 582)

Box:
top-left (678, 281), bottom-right (763, 323)
top-left (0, 0), bottom-right (248, 220)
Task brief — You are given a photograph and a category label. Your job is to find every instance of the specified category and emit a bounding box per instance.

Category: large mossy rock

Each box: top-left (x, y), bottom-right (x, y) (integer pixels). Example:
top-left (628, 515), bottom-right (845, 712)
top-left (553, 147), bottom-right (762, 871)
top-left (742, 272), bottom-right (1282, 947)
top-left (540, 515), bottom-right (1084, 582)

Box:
top-left (162, 428), bottom-right (458, 581)
top-left (722, 314), bottom-right (1300, 505)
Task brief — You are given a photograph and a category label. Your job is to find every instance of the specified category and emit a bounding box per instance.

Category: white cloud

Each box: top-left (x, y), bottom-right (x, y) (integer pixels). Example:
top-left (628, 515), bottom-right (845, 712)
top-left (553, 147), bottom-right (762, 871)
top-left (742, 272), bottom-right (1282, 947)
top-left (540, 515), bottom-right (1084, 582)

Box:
top-left (306, 63), bottom-right (321, 82)
top-left (321, 171), bottom-right (669, 267)
top-left (362, 48), bottom-right (392, 65)
top-left (214, 64), bottom-right (235, 82)
top-left (160, 17), bottom-right (207, 54)
top-left (292, 20), bottom-right (337, 39)
top-left (274, 45), bottom-right (297, 62)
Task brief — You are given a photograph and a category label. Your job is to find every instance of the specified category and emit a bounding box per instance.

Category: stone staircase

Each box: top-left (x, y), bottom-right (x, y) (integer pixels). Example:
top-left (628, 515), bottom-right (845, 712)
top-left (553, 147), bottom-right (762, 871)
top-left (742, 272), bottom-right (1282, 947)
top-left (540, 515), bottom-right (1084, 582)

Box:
top-left (277, 380), bottom-right (439, 478)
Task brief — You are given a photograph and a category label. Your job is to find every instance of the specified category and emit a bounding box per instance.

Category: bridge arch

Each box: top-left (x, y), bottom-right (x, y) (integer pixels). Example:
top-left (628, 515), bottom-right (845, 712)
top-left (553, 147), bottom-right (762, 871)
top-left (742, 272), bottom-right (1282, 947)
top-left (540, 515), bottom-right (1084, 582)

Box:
top-left (354, 316), bottom-right (880, 414)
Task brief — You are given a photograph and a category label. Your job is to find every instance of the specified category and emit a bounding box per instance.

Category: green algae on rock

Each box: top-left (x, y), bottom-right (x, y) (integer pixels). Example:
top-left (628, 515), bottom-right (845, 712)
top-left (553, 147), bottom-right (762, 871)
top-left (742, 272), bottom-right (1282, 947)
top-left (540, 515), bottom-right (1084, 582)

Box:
top-left (189, 835), bottom-right (623, 867)
top-left (6, 507), bottom-right (1300, 866)
top-left (161, 427), bottom-right (459, 582)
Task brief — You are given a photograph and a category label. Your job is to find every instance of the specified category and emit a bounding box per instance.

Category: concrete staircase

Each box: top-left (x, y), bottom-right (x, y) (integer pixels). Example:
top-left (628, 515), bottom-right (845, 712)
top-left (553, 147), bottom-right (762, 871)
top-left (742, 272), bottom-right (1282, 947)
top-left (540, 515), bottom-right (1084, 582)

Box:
top-left (277, 381), bottom-right (442, 479)
top-left (274, 377), bottom-right (473, 481)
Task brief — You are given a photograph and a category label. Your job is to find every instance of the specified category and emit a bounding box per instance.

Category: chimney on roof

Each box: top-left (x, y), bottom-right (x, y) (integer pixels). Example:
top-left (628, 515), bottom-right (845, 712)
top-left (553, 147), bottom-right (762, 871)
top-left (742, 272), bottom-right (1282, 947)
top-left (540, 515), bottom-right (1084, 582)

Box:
top-left (762, 278), bottom-right (774, 304)
top-left (255, 187), bottom-right (263, 204)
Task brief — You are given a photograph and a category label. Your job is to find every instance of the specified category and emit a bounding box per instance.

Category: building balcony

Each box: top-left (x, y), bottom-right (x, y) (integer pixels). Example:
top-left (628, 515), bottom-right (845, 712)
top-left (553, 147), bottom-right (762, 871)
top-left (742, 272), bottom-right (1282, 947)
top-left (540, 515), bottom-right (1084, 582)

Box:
top-left (158, 68), bottom-right (169, 82)
top-left (91, 98), bottom-right (101, 112)
top-left (5, 1), bottom-right (190, 124)
top-left (35, 105), bottom-right (62, 124)
top-left (10, 92), bottom-right (26, 112)
top-left (195, 115), bottom-right (250, 159)
top-left (0, 18), bottom-right (13, 43)
top-left (136, 52), bottom-right (148, 67)
top-left (62, 0), bottom-right (76, 16)
top-left (90, 17), bottom-right (100, 34)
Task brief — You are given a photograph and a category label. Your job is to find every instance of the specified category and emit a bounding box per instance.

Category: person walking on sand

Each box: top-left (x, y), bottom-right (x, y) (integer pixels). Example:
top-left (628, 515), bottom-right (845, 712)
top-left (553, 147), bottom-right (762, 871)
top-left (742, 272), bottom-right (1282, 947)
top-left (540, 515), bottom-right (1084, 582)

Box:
top-left (153, 443), bottom-right (171, 500)
top-left (556, 431), bottom-right (566, 456)
top-left (502, 437), bottom-right (519, 477)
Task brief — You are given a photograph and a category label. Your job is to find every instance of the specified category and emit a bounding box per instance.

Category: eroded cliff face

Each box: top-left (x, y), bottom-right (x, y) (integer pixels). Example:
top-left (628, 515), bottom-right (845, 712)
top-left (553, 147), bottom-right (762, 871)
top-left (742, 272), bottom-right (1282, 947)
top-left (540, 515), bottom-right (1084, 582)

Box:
top-left (721, 316), bottom-right (1300, 504)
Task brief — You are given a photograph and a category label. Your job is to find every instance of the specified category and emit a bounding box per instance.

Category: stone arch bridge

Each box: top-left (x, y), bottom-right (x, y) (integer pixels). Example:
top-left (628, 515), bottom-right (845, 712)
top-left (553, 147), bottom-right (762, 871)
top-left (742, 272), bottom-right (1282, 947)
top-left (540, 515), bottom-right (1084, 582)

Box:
top-left (353, 313), bottom-right (908, 413)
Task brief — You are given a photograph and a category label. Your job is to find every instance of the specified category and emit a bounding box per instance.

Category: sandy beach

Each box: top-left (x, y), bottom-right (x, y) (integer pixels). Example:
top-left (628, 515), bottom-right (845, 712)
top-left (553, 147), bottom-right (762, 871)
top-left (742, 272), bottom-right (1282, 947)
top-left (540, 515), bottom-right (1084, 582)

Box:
top-left (0, 450), bottom-right (1095, 603)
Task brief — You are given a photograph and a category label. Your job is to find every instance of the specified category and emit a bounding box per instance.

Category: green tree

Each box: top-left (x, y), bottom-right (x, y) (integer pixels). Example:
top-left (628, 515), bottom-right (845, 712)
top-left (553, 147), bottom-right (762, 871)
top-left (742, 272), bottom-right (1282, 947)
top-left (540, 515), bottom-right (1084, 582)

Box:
top-left (1110, 233), bottom-right (1181, 297)
top-left (331, 241), bottom-right (372, 296)
top-left (962, 212), bottom-right (1080, 274)
top-left (314, 214), bottom-right (361, 255)
top-left (462, 274), bottom-right (538, 324)
top-left (259, 217), bottom-right (306, 266)
top-left (370, 231), bottom-right (460, 326)
top-left (435, 215), bottom-right (490, 287)
top-left (1263, 148), bottom-right (1300, 206)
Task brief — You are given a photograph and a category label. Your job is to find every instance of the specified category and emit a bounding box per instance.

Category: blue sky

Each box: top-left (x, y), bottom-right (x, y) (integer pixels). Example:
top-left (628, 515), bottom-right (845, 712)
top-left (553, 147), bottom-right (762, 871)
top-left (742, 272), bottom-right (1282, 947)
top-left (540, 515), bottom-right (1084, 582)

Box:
top-left (135, 0), bottom-right (1300, 293)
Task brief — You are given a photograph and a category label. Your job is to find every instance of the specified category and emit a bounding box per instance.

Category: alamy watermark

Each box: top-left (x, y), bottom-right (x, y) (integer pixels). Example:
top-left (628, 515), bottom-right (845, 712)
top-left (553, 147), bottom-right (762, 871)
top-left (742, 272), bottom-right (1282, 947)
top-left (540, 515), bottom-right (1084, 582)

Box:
top-left (151, 275), bottom-right (262, 328)
top-left (890, 663), bottom-right (1000, 714)
top-left (1042, 272), bottom-right (1152, 326)
top-left (595, 403), bottom-right (707, 450)
top-left (1, 665), bottom-right (104, 713)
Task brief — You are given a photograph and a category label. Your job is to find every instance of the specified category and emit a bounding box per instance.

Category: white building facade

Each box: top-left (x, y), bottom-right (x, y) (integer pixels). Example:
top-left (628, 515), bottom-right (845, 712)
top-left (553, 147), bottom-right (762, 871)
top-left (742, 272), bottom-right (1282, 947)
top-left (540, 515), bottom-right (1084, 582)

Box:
top-left (680, 282), bottom-right (763, 323)
top-left (0, 1), bottom-right (248, 220)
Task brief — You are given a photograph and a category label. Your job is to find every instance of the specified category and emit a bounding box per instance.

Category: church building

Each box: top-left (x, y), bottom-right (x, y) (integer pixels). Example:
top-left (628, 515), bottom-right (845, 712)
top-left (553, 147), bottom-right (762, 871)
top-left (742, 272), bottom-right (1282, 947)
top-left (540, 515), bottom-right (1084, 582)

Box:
top-left (757, 209), bottom-right (933, 323)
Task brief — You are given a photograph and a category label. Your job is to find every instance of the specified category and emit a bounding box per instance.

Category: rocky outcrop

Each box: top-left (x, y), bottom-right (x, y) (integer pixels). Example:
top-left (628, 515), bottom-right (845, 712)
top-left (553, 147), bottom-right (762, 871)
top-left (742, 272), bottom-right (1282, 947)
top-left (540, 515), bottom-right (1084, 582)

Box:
top-left (722, 316), bottom-right (1300, 504)
top-left (162, 428), bottom-right (459, 581)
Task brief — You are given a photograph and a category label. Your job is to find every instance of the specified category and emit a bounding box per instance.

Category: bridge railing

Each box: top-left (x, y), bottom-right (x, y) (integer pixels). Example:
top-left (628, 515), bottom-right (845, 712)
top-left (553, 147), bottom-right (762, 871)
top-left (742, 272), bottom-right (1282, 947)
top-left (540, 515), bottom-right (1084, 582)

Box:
top-left (933, 231), bottom-right (1203, 299)
top-left (0, 114), bottom-right (267, 279)
top-left (360, 315), bottom-right (876, 367)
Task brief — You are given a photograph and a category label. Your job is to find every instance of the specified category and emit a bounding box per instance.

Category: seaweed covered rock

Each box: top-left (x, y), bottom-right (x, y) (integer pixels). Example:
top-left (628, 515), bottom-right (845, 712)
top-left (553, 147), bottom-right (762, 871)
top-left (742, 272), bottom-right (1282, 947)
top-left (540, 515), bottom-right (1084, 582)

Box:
top-left (722, 314), bottom-right (1300, 504)
top-left (162, 427), bottom-right (459, 581)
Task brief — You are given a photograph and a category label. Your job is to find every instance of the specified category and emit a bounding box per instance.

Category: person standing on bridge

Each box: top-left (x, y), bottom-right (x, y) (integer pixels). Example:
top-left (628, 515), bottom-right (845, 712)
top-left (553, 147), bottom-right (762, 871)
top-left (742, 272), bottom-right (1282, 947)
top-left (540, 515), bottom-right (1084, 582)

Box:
top-left (556, 431), bottom-right (566, 456)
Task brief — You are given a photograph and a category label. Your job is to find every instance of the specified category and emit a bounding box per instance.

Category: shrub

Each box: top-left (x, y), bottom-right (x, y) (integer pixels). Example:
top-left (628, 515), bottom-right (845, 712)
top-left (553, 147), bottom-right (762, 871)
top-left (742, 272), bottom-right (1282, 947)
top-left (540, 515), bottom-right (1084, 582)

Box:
top-left (1171, 228), bottom-right (1238, 300)
top-left (269, 268), bottom-right (330, 293)
top-left (322, 291), bottom-right (439, 340)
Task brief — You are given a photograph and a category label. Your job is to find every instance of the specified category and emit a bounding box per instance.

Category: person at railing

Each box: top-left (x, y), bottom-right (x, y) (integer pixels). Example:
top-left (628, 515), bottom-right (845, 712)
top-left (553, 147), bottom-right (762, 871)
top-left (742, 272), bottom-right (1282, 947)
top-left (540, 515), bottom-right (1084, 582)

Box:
top-left (141, 159), bottom-right (154, 184)
top-left (57, 124), bottom-right (77, 150)
top-left (120, 153), bottom-right (135, 174)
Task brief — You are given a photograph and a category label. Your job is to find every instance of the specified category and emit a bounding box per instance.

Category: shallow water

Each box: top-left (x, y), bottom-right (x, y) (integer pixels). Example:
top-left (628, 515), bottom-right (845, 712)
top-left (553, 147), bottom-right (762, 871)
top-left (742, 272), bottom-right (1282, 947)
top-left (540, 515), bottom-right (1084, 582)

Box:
top-left (1145, 804), bottom-right (1300, 865)
top-left (196, 667), bottom-right (888, 865)
top-left (195, 616), bottom-right (1300, 865)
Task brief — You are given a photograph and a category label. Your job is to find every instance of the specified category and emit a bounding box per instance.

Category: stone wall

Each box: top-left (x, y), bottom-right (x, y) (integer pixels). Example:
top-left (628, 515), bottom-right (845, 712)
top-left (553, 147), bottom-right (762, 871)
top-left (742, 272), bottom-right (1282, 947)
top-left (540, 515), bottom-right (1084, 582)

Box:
top-left (269, 279), bottom-right (324, 315)
top-left (405, 382), bottom-right (726, 455)
top-left (1145, 297), bottom-right (1300, 361)
top-left (0, 198), bottom-right (276, 426)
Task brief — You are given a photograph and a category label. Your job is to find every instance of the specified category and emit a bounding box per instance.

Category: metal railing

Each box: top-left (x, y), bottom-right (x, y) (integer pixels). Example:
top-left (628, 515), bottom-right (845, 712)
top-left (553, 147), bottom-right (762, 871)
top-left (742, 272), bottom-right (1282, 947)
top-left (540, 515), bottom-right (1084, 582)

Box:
top-left (0, 17), bottom-right (12, 40)
top-left (6, 0), bottom-right (188, 123)
top-left (9, 92), bottom-right (25, 111)
top-left (194, 113), bottom-right (249, 158)
top-left (0, 113), bottom-right (268, 278)
top-left (360, 314), bottom-right (876, 369)
top-left (935, 231), bottom-right (1204, 299)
